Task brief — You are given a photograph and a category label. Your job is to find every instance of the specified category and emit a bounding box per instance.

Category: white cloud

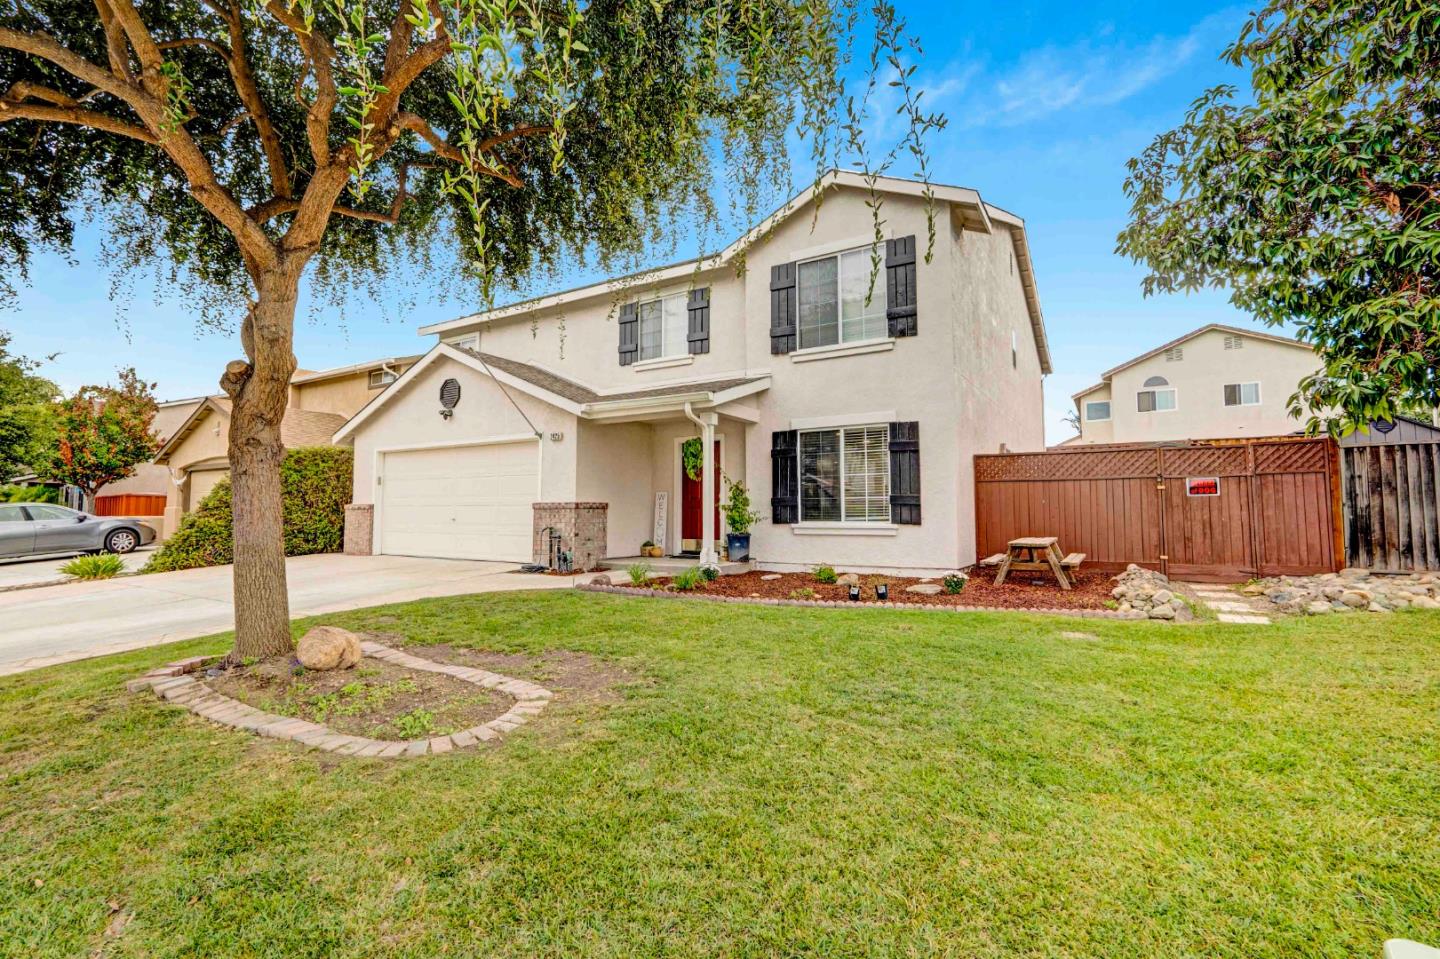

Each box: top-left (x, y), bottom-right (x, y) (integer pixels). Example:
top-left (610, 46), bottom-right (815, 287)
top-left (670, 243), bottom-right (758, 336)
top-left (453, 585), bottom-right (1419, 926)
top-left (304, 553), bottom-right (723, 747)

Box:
top-left (915, 9), bottom-right (1245, 129)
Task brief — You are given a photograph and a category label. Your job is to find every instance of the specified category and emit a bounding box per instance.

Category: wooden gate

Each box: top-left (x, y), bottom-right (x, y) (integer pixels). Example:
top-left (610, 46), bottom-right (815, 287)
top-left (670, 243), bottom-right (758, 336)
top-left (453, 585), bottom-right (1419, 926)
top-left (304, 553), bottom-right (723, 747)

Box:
top-left (1342, 442), bottom-right (1440, 572)
top-left (975, 437), bottom-right (1342, 582)
top-left (94, 493), bottom-right (167, 516)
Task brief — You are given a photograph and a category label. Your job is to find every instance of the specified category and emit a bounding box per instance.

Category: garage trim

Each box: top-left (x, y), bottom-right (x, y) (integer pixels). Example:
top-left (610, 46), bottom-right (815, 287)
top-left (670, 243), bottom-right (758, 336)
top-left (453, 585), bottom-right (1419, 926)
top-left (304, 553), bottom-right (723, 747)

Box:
top-left (372, 434), bottom-right (542, 559)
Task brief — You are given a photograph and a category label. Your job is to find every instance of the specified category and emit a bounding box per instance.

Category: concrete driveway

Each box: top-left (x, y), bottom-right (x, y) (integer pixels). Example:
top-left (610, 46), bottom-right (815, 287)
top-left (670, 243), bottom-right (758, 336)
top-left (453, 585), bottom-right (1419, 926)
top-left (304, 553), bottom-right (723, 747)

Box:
top-left (0, 546), bottom-right (156, 590)
top-left (0, 554), bottom-right (594, 677)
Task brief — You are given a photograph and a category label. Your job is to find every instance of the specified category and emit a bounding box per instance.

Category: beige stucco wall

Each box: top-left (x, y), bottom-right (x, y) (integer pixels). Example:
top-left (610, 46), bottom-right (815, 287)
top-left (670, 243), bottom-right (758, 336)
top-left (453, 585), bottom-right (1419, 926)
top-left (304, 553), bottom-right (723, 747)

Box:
top-left (1077, 384), bottom-right (1115, 444)
top-left (1076, 330), bottom-right (1318, 444)
top-left (292, 365), bottom-right (410, 418)
top-left (97, 399), bottom-right (202, 499)
top-left (348, 357), bottom-right (578, 510)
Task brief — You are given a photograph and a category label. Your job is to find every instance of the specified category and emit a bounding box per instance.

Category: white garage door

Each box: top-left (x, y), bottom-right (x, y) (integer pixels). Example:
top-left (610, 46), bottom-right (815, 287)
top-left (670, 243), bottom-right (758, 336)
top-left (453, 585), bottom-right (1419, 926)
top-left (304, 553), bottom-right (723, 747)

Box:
top-left (379, 442), bottom-right (538, 561)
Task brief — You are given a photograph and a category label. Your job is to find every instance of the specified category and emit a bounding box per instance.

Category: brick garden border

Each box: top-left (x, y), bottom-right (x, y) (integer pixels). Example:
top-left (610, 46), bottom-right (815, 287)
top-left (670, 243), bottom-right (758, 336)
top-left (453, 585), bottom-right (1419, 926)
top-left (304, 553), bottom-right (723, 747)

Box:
top-left (126, 640), bottom-right (552, 757)
top-left (577, 583), bottom-right (1146, 620)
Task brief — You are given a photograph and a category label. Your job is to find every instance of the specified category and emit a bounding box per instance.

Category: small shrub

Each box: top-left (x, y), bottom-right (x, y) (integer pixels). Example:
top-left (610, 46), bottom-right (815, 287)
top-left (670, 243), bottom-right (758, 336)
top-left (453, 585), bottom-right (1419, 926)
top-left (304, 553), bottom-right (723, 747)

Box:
top-left (393, 708), bottom-right (434, 739)
top-left (700, 565), bottom-right (719, 582)
top-left (627, 562), bottom-right (653, 586)
top-left (60, 553), bottom-right (126, 580)
top-left (788, 587), bottom-right (816, 600)
top-left (943, 572), bottom-right (968, 594)
top-left (0, 484), bottom-right (60, 504)
top-left (812, 565), bottom-right (837, 585)
top-left (672, 567), bottom-right (704, 590)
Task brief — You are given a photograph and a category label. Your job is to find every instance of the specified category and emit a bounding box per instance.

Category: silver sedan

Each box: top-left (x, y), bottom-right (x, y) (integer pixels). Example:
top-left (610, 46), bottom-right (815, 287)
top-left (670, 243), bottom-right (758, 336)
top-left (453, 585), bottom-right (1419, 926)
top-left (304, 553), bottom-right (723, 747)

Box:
top-left (0, 503), bottom-right (158, 559)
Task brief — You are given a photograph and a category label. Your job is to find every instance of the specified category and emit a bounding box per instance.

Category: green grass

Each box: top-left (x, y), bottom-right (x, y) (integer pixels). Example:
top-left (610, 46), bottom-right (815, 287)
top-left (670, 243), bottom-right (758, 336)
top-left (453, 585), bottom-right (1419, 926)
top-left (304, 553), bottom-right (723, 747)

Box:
top-left (2, 592), bottom-right (1438, 958)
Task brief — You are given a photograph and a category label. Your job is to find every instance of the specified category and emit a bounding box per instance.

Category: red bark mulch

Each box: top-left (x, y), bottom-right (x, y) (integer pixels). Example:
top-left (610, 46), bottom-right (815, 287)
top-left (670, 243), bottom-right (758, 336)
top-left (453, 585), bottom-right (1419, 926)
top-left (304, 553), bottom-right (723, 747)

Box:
top-left (614, 568), bottom-right (1117, 611)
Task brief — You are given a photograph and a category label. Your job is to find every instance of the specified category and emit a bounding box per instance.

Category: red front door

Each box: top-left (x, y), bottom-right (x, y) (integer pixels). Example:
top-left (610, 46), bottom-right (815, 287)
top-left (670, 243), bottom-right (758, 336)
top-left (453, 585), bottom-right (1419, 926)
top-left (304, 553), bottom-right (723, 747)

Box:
top-left (681, 441), bottom-right (721, 546)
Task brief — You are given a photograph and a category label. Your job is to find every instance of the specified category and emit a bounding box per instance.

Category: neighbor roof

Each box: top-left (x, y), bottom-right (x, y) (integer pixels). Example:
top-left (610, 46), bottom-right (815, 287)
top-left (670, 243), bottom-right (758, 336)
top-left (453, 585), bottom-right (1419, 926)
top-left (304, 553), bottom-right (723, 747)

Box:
top-left (417, 169), bottom-right (1053, 374)
top-left (154, 396), bottom-right (348, 464)
top-left (1072, 324), bottom-right (1314, 401)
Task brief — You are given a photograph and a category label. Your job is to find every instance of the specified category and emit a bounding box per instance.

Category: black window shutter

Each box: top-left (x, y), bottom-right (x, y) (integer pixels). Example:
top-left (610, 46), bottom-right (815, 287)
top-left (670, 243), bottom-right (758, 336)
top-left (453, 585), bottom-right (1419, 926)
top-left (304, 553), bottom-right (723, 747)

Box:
top-left (889, 421), bottom-right (921, 524)
top-left (687, 287), bottom-right (710, 355)
top-left (770, 429), bottom-right (798, 523)
top-left (770, 263), bottom-right (797, 354)
top-left (885, 235), bottom-right (918, 337)
top-left (618, 302), bottom-right (639, 366)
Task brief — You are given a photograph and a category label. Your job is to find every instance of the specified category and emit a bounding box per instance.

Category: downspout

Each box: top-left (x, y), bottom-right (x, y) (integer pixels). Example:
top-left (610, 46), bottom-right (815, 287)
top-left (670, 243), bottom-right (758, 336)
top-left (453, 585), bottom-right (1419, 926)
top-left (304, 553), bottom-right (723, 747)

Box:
top-left (683, 401), bottom-right (718, 568)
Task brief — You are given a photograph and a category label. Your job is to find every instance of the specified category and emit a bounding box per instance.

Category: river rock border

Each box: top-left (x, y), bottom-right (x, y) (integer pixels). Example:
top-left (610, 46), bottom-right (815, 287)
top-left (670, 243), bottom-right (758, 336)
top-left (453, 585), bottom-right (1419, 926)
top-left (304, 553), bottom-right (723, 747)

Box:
top-left (126, 640), bottom-right (552, 757)
top-left (577, 583), bottom-right (1145, 619)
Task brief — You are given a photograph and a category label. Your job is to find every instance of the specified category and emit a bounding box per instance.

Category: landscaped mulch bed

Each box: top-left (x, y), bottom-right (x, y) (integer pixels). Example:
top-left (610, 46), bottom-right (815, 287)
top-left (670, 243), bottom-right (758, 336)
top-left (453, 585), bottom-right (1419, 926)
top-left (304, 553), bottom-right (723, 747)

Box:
top-left (208, 654), bottom-right (511, 741)
top-left (611, 568), bottom-right (1117, 611)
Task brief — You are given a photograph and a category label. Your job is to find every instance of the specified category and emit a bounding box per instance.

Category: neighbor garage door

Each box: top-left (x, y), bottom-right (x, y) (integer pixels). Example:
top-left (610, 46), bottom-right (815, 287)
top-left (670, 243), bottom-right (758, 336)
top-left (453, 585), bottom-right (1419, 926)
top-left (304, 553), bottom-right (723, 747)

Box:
top-left (379, 442), bottom-right (538, 561)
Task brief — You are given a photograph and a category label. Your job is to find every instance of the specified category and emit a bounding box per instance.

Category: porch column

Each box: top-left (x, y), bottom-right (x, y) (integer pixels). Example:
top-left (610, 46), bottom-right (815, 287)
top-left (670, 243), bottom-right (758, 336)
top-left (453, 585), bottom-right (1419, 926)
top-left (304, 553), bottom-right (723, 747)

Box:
top-left (685, 408), bottom-right (719, 569)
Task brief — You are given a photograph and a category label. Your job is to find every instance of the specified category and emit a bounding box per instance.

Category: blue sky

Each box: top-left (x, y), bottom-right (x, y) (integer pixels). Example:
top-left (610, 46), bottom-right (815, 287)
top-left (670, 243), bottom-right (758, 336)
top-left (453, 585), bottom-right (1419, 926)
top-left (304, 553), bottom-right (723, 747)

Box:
top-left (1, 1), bottom-right (1268, 444)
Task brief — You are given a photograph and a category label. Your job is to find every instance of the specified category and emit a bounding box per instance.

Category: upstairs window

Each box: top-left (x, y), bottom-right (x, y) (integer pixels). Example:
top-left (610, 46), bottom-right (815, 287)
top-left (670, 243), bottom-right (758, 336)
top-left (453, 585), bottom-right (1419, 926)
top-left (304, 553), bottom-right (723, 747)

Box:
top-left (1224, 382), bottom-right (1261, 406)
top-left (1137, 376), bottom-right (1177, 412)
top-left (799, 425), bottom-right (890, 523)
top-left (638, 293), bottom-right (689, 361)
top-left (1084, 401), bottom-right (1111, 422)
top-left (797, 247), bottom-right (888, 349)
top-left (368, 368), bottom-right (399, 389)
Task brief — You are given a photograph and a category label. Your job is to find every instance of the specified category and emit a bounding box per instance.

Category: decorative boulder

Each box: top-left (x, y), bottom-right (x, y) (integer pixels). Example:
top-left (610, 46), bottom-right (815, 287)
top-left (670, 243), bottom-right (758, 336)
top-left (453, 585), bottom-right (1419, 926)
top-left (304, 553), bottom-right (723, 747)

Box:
top-left (906, 583), bottom-right (943, 595)
top-left (297, 626), bottom-right (362, 671)
top-left (589, 573), bottom-right (612, 587)
top-left (836, 573), bottom-right (861, 586)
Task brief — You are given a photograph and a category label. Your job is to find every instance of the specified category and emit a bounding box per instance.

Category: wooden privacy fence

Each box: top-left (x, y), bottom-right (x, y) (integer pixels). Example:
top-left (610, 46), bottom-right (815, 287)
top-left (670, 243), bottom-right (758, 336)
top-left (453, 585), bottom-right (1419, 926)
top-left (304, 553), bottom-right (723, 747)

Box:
top-left (94, 493), bottom-right (167, 516)
top-left (1342, 442), bottom-right (1440, 572)
top-left (974, 437), bottom-right (1342, 582)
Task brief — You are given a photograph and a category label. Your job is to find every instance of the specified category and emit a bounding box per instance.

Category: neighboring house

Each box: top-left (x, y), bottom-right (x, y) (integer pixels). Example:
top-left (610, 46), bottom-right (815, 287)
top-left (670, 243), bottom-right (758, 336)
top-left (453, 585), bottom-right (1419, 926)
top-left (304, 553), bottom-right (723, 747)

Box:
top-left (153, 355), bottom-right (418, 535)
top-left (334, 170), bottom-right (1052, 575)
top-left (1067, 325), bottom-right (1319, 446)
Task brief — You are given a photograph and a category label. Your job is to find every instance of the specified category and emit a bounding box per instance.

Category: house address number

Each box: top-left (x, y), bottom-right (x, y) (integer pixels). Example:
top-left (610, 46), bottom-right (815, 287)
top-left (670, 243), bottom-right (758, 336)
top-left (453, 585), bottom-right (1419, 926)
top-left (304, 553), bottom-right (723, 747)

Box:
top-left (1186, 477), bottom-right (1220, 497)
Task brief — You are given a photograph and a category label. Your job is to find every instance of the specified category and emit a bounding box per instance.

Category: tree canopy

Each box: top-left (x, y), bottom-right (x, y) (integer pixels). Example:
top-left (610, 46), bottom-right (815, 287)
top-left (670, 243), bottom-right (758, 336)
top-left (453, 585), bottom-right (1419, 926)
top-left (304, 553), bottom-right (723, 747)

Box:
top-left (47, 366), bottom-right (159, 508)
top-left (1116, 0), bottom-right (1439, 434)
top-left (0, 330), bottom-right (59, 479)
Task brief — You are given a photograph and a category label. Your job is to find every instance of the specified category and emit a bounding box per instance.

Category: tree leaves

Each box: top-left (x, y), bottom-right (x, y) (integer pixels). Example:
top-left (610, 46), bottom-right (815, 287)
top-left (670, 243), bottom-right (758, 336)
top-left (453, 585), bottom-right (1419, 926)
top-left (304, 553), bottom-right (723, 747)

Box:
top-left (1117, 0), bottom-right (1439, 434)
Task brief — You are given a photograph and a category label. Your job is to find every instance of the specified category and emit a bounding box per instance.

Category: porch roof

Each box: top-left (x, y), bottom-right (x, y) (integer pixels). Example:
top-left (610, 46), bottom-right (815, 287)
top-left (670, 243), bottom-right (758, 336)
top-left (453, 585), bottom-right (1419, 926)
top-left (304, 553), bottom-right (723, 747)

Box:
top-left (467, 350), bottom-right (764, 406)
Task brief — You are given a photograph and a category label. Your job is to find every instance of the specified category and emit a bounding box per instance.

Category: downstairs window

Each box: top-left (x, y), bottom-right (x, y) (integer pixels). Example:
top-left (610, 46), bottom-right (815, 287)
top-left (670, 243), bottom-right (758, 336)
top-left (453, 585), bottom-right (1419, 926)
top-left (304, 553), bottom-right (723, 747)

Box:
top-left (799, 425), bottom-right (891, 523)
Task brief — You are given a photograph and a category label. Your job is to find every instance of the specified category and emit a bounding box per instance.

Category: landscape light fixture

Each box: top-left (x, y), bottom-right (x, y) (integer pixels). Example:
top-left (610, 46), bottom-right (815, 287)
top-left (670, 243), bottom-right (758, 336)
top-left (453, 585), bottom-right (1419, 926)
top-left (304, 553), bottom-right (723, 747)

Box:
top-left (848, 585), bottom-right (861, 602)
top-left (875, 583), bottom-right (889, 601)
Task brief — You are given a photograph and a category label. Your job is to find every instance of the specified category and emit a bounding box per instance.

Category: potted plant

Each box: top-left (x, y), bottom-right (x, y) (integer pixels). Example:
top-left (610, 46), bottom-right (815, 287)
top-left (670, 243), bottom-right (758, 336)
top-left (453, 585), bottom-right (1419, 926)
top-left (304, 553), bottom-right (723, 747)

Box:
top-left (640, 539), bottom-right (663, 558)
top-left (721, 476), bottom-right (761, 562)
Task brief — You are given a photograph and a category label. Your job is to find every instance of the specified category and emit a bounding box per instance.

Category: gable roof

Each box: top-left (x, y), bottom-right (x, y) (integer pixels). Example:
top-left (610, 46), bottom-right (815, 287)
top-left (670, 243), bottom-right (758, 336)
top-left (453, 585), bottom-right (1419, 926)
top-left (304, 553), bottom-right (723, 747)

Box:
top-left (417, 169), bottom-right (1052, 374)
top-left (290, 354), bottom-right (423, 386)
top-left (332, 344), bottom-right (771, 443)
top-left (1072, 324), bottom-right (1314, 401)
top-left (155, 395), bottom-right (349, 464)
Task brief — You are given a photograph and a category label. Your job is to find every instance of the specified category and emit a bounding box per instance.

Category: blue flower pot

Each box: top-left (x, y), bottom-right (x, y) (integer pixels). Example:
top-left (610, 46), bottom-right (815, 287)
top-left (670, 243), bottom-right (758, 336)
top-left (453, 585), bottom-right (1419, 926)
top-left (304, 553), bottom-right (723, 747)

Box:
top-left (725, 532), bottom-right (751, 563)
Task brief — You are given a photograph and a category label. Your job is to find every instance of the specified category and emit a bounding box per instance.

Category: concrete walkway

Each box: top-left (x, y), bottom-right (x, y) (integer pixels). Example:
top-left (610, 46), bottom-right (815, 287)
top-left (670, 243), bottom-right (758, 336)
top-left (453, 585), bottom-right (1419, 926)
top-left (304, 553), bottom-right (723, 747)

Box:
top-left (0, 554), bottom-right (594, 677)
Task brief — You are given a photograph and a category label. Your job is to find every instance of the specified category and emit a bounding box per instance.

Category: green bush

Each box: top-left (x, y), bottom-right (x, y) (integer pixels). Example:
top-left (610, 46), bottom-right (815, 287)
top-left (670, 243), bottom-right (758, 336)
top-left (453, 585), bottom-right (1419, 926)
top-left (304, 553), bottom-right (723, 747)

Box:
top-left (943, 572), bottom-right (968, 594)
top-left (60, 554), bottom-right (126, 579)
top-left (699, 565), bottom-right (719, 582)
top-left (812, 565), bottom-right (837, 585)
top-left (144, 446), bottom-right (353, 573)
top-left (0, 484), bottom-right (60, 503)
top-left (627, 562), bottom-right (653, 586)
top-left (671, 567), bottom-right (704, 590)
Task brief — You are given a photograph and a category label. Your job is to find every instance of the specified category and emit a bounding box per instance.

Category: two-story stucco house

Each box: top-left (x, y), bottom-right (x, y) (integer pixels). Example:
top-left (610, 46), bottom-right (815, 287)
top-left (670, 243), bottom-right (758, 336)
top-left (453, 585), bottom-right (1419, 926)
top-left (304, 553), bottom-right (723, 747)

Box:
top-left (1068, 325), bottom-right (1319, 446)
top-left (334, 171), bottom-right (1051, 575)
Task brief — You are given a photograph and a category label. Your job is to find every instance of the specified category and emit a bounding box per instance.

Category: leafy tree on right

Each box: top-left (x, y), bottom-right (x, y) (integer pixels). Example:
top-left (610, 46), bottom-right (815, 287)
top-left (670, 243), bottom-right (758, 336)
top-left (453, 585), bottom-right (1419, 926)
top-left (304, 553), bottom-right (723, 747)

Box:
top-left (1116, 0), bottom-right (1438, 434)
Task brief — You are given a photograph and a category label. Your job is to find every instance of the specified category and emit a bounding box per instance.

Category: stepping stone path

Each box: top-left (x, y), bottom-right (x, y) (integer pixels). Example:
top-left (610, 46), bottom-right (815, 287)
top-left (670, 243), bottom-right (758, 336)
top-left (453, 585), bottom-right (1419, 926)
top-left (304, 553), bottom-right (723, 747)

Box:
top-left (127, 640), bottom-right (552, 757)
top-left (1184, 584), bottom-right (1273, 624)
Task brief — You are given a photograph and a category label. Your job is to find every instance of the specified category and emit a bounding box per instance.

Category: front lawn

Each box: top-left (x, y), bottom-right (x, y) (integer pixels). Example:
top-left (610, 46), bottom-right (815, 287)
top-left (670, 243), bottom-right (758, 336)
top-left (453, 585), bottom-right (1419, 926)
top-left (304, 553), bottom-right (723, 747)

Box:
top-left (2, 593), bottom-right (1437, 957)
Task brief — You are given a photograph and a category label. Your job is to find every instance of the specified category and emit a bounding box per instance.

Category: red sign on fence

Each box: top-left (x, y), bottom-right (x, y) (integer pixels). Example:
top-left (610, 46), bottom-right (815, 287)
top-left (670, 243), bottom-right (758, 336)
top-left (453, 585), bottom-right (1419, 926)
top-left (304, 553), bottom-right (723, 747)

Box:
top-left (1185, 477), bottom-right (1220, 497)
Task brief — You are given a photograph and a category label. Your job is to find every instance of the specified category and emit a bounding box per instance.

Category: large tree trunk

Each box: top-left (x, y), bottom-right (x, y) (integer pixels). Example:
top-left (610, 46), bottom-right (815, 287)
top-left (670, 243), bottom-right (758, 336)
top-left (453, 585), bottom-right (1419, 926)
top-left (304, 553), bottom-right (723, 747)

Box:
top-left (224, 264), bottom-right (302, 662)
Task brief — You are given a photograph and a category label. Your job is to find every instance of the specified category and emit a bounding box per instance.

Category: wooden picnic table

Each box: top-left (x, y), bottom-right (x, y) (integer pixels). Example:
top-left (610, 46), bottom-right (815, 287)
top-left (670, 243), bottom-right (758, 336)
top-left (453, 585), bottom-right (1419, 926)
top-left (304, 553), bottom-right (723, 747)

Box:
top-left (982, 536), bottom-right (1085, 590)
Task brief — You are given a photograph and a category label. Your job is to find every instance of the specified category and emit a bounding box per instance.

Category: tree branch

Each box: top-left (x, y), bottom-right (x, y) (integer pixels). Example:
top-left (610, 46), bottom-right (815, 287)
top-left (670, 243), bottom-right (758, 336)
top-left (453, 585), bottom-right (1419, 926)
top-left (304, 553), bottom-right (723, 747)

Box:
top-left (263, 0), bottom-right (336, 167)
top-left (249, 162), bottom-right (434, 225)
top-left (391, 112), bottom-right (551, 188)
top-left (0, 26), bottom-right (138, 104)
top-left (199, 1), bottom-right (292, 199)
top-left (0, 100), bottom-right (157, 143)
top-left (157, 36), bottom-right (232, 62)
top-left (2, 80), bottom-right (79, 108)
top-left (92, 0), bottom-right (135, 83)
top-left (98, 0), bottom-right (168, 97)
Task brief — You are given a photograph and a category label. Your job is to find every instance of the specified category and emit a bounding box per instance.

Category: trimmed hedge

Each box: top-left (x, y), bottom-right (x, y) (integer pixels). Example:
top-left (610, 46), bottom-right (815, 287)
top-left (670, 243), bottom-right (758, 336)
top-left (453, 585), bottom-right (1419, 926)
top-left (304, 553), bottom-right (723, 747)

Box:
top-left (144, 446), bottom-right (353, 573)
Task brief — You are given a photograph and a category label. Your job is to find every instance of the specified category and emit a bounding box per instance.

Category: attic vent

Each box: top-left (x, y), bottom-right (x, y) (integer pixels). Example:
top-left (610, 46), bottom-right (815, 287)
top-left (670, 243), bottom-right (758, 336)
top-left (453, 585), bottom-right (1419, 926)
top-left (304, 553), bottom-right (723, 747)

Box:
top-left (1224, 335), bottom-right (1244, 350)
top-left (1164, 347), bottom-right (1184, 362)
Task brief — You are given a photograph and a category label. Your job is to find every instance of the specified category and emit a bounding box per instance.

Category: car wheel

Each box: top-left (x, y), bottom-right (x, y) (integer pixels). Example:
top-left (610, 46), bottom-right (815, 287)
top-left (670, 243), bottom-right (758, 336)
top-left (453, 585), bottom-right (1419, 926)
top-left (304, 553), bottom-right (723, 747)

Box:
top-left (104, 529), bottom-right (139, 554)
